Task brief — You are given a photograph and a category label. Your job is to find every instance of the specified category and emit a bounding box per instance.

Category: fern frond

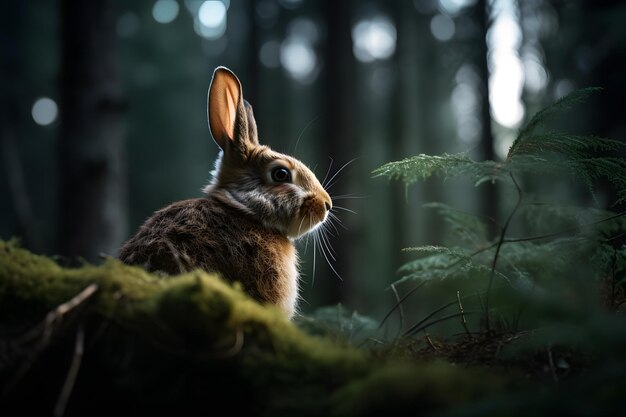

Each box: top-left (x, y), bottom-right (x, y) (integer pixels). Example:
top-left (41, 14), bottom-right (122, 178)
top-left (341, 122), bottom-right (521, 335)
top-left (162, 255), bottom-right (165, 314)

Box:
top-left (399, 245), bottom-right (471, 271)
top-left (509, 133), bottom-right (622, 160)
top-left (518, 202), bottom-right (620, 234)
top-left (423, 203), bottom-right (488, 245)
top-left (372, 153), bottom-right (505, 186)
top-left (396, 255), bottom-right (508, 287)
top-left (399, 246), bottom-right (470, 273)
top-left (498, 237), bottom-right (594, 274)
top-left (511, 87), bottom-right (603, 151)
top-left (570, 157), bottom-right (626, 205)
top-left (372, 153), bottom-right (472, 183)
top-left (506, 153), bottom-right (626, 205)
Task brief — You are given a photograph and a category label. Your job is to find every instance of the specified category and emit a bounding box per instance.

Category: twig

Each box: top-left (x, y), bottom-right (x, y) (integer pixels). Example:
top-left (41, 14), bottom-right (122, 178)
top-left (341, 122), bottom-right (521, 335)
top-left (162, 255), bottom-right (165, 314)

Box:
top-left (378, 282), bottom-right (425, 331)
top-left (424, 333), bottom-right (438, 351)
top-left (457, 290), bottom-right (472, 338)
top-left (390, 284), bottom-right (404, 336)
top-left (41, 284), bottom-right (99, 345)
top-left (54, 324), bottom-right (85, 417)
top-left (405, 312), bottom-right (475, 337)
top-left (465, 210), bottom-right (626, 261)
top-left (3, 284), bottom-right (98, 398)
top-left (547, 343), bottom-right (558, 383)
top-left (503, 210), bottom-right (626, 244)
top-left (402, 299), bottom-right (459, 337)
top-left (485, 173), bottom-right (522, 331)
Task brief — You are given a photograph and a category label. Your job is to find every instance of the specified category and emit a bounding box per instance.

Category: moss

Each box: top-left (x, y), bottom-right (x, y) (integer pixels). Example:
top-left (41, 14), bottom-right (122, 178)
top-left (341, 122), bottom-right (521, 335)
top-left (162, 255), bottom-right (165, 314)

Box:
top-left (0, 241), bottom-right (510, 416)
top-left (331, 360), bottom-right (511, 417)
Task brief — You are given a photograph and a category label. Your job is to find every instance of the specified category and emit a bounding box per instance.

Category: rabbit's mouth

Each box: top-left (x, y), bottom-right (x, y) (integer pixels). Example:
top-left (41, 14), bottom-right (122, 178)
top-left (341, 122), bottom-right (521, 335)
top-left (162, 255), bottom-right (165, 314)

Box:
top-left (287, 195), bottom-right (329, 239)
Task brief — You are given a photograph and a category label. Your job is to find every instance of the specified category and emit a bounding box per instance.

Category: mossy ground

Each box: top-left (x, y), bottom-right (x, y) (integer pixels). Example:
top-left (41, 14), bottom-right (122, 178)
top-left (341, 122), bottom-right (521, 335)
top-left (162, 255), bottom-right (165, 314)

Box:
top-left (0, 241), bottom-right (621, 416)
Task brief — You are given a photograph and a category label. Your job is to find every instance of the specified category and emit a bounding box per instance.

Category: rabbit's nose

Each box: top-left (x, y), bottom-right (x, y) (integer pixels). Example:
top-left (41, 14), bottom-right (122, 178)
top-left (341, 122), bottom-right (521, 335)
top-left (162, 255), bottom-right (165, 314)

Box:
top-left (321, 191), bottom-right (332, 212)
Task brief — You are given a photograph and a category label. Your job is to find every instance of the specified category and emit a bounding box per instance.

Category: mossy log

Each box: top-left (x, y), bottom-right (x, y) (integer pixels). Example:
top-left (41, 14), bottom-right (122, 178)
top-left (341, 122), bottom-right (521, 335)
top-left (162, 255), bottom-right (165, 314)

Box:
top-left (0, 241), bottom-right (584, 416)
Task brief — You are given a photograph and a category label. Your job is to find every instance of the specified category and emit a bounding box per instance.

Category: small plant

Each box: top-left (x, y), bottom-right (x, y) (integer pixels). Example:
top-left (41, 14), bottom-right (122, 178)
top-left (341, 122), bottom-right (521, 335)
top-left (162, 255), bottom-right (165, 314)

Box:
top-left (373, 88), bottom-right (626, 353)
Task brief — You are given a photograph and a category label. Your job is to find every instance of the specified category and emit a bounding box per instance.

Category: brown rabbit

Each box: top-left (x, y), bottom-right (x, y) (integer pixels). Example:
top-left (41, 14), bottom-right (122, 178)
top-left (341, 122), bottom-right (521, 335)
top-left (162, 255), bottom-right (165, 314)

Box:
top-left (118, 66), bottom-right (332, 319)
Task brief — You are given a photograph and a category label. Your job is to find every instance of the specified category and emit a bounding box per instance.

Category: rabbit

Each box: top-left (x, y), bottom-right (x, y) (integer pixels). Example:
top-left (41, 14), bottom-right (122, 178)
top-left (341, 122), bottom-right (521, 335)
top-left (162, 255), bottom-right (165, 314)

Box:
top-left (118, 66), bottom-right (332, 319)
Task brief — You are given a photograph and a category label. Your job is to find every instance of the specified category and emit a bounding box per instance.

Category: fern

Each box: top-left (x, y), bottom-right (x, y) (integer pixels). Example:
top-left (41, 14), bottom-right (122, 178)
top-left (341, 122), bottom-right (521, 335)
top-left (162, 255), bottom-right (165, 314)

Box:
top-left (423, 203), bottom-right (488, 246)
top-left (375, 87), bottom-right (626, 334)
top-left (375, 88), bottom-right (626, 204)
top-left (372, 153), bottom-right (505, 187)
top-left (512, 87), bottom-right (603, 146)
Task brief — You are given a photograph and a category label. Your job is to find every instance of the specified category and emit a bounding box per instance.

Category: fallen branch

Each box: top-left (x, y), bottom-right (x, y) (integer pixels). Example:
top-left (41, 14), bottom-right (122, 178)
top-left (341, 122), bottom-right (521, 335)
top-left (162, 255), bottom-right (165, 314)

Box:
top-left (3, 283), bottom-right (98, 398)
top-left (54, 324), bottom-right (85, 417)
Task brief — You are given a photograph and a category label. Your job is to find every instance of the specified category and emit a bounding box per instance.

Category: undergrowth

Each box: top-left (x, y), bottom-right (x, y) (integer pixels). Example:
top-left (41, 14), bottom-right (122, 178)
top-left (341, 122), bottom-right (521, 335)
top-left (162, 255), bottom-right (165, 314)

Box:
top-left (305, 88), bottom-right (626, 414)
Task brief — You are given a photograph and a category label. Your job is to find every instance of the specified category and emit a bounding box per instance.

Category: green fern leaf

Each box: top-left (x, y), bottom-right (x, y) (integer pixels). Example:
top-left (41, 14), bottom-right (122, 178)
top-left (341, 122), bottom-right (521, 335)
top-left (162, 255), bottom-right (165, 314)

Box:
top-left (423, 203), bottom-right (488, 245)
top-left (372, 153), bottom-right (506, 186)
top-left (511, 87), bottom-right (603, 153)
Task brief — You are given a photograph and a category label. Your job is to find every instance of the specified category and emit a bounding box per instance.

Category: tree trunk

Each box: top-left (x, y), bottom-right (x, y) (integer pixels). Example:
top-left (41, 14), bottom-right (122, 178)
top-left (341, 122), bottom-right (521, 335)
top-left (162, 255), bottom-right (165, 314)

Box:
top-left (474, 0), bottom-right (498, 238)
top-left (322, 0), bottom-right (355, 305)
top-left (58, 0), bottom-right (127, 262)
top-left (1, 1), bottom-right (42, 252)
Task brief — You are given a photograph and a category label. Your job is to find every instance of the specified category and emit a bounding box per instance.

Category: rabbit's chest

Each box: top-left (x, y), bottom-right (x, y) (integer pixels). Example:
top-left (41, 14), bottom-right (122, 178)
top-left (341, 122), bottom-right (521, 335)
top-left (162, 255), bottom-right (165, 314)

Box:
top-left (216, 223), bottom-right (299, 319)
top-left (274, 245), bottom-right (299, 319)
top-left (248, 235), bottom-right (299, 319)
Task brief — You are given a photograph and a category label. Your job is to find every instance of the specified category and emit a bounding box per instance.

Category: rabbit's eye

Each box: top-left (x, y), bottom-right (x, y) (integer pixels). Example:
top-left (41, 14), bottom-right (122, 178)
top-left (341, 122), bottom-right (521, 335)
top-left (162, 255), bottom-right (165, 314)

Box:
top-left (271, 167), bottom-right (292, 183)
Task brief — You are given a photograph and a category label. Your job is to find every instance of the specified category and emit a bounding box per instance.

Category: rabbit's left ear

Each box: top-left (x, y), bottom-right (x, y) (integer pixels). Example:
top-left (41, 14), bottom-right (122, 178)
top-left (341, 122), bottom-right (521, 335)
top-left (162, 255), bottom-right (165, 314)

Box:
top-left (208, 67), bottom-right (255, 155)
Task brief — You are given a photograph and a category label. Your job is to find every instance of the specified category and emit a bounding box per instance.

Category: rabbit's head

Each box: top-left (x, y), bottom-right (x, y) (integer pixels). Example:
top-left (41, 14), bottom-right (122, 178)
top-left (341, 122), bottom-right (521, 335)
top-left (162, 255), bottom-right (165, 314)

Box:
top-left (204, 67), bottom-right (332, 239)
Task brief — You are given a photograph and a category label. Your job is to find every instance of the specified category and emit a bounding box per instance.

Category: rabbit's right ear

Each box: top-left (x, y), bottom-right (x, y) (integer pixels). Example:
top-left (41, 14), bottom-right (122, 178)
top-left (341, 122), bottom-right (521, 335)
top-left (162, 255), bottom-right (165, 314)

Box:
top-left (208, 67), bottom-right (253, 156)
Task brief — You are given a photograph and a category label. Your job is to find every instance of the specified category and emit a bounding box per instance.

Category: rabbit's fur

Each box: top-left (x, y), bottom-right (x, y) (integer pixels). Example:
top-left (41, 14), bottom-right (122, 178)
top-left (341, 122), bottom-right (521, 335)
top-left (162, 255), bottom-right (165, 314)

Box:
top-left (118, 67), bottom-right (332, 319)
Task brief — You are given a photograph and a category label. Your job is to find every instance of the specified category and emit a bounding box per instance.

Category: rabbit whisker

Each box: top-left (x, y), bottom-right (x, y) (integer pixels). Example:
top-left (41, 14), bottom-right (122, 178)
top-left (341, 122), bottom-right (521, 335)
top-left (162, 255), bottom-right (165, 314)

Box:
top-left (292, 115), bottom-right (320, 157)
top-left (328, 212), bottom-right (348, 230)
top-left (324, 157), bottom-right (360, 190)
top-left (331, 195), bottom-right (368, 200)
top-left (322, 220), bottom-right (339, 237)
top-left (297, 215), bottom-right (306, 238)
top-left (317, 232), bottom-right (343, 281)
top-left (320, 231), bottom-right (337, 260)
top-left (321, 156), bottom-right (334, 188)
top-left (311, 215), bottom-right (317, 287)
top-left (333, 206), bottom-right (358, 215)
top-left (318, 224), bottom-right (335, 254)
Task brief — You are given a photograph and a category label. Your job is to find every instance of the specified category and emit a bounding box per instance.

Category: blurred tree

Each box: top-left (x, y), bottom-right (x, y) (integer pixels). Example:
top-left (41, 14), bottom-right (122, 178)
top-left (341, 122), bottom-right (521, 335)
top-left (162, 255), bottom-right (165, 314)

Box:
top-left (472, 0), bottom-right (498, 238)
top-left (0, 1), bottom-right (40, 252)
top-left (321, 0), bottom-right (356, 306)
top-left (58, 0), bottom-right (127, 262)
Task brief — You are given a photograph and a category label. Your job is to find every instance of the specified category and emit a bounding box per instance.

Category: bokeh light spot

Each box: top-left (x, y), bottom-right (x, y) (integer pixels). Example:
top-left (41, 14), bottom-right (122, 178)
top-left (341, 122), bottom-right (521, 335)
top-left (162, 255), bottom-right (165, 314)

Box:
top-left (260, 40), bottom-right (281, 68)
top-left (438, 0), bottom-right (477, 16)
top-left (430, 14), bottom-right (455, 41)
top-left (280, 37), bottom-right (317, 83)
top-left (32, 97), bottom-right (58, 126)
top-left (152, 0), bottom-right (180, 24)
top-left (199, 1), bottom-right (226, 28)
top-left (352, 16), bottom-right (397, 63)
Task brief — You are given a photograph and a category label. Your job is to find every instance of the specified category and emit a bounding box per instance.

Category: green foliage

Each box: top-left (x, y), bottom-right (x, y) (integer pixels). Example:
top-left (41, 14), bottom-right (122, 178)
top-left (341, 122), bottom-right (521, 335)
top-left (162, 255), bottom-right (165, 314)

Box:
top-left (374, 87), bottom-right (626, 338)
top-left (366, 88), bottom-right (626, 415)
top-left (372, 153), bottom-right (503, 187)
top-left (374, 88), bottom-right (626, 204)
top-left (296, 304), bottom-right (380, 345)
top-left (512, 87), bottom-right (603, 146)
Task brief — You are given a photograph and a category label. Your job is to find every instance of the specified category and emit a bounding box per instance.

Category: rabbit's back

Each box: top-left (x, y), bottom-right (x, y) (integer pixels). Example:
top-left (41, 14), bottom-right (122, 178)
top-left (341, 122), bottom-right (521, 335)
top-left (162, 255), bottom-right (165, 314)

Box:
top-left (118, 195), bottom-right (299, 315)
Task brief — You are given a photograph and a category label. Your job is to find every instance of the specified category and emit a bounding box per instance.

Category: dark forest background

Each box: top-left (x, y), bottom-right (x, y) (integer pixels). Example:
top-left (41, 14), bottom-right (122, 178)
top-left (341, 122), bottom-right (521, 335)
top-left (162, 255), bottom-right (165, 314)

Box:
top-left (1, 0), bottom-right (625, 321)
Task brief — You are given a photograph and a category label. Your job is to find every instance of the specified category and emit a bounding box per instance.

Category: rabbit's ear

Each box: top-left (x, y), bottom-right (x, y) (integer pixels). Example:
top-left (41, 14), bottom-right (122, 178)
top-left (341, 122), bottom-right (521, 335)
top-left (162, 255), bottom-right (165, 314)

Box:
top-left (243, 100), bottom-right (259, 146)
top-left (208, 67), bottom-right (252, 153)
